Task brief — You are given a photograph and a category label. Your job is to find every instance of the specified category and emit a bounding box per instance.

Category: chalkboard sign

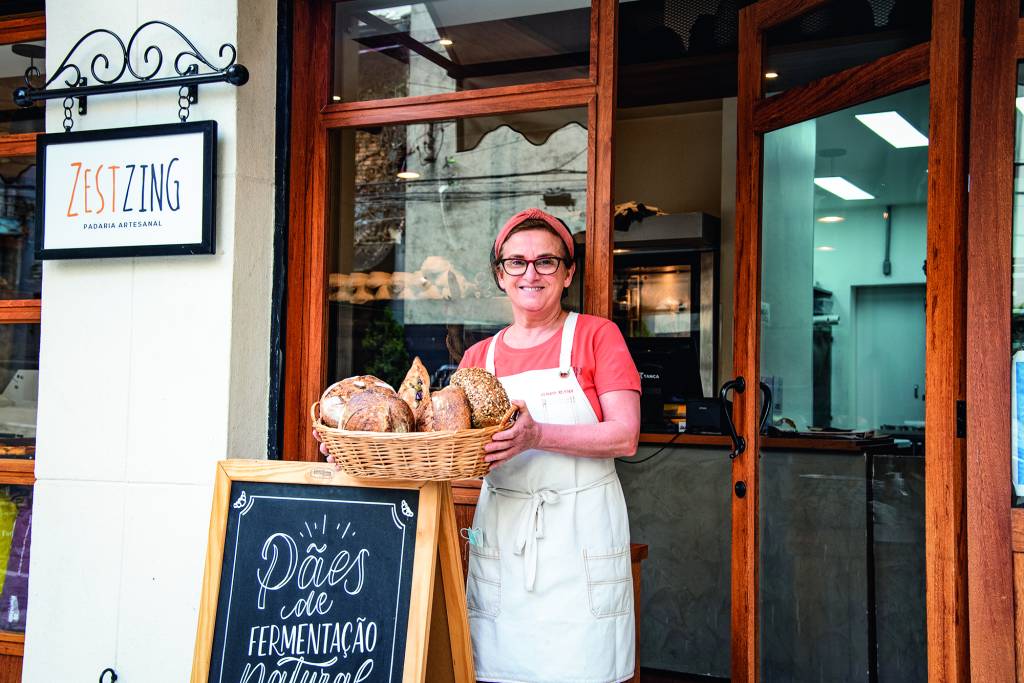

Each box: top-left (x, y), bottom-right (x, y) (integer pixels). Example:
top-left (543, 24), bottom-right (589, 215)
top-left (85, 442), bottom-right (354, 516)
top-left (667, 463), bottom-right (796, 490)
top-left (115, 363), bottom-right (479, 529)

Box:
top-left (192, 461), bottom-right (471, 683)
top-left (210, 479), bottom-right (418, 682)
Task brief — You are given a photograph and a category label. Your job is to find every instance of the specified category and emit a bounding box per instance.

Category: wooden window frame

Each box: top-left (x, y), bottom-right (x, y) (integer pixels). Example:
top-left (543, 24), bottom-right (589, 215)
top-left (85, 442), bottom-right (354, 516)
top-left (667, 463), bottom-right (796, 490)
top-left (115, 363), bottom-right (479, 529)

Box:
top-left (964, 4), bottom-right (1023, 683)
top-left (734, 1), bottom-right (968, 681)
top-left (283, 0), bottom-right (618, 460)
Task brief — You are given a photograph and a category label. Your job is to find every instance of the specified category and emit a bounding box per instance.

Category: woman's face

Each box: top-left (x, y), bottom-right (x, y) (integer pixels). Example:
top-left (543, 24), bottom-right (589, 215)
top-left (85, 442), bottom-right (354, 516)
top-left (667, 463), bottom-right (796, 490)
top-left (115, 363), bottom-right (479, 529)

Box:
top-left (496, 228), bottom-right (575, 315)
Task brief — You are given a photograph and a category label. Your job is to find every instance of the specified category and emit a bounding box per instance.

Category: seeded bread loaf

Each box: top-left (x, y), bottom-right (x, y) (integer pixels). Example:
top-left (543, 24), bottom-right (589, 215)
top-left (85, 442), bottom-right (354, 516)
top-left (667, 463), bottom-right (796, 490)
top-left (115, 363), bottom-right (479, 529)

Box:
top-left (449, 367), bottom-right (511, 428)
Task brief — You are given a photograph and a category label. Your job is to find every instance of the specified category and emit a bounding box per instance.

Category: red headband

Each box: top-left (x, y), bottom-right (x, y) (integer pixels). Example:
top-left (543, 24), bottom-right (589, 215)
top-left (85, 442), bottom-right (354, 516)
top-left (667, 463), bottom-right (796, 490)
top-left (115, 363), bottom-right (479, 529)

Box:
top-left (494, 208), bottom-right (575, 259)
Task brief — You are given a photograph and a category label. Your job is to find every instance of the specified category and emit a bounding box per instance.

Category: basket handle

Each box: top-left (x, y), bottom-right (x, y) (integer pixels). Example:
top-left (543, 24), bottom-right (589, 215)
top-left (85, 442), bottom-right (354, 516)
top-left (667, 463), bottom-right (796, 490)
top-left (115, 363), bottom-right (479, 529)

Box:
top-left (496, 406), bottom-right (518, 431)
top-left (310, 401), bottom-right (322, 424)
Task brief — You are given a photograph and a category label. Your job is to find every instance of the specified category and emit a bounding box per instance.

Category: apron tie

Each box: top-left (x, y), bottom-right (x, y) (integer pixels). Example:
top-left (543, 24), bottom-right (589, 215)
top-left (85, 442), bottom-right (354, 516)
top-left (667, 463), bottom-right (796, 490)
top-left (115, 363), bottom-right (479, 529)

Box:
top-left (513, 489), bottom-right (560, 592)
top-left (490, 471), bottom-right (616, 592)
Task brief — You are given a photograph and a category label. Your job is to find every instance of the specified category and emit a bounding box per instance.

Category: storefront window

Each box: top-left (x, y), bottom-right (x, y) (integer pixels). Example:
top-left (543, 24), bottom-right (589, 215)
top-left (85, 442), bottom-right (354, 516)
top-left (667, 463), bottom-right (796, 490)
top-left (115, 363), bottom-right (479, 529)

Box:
top-left (0, 40), bottom-right (43, 135)
top-left (326, 108), bottom-right (587, 389)
top-left (0, 484), bottom-right (30, 633)
top-left (0, 156), bottom-right (39, 300)
top-left (763, 1), bottom-right (930, 96)
top-left (332, 1), bottom-right (591, 103)
top-left (0, 323), bottom-right (39, 441)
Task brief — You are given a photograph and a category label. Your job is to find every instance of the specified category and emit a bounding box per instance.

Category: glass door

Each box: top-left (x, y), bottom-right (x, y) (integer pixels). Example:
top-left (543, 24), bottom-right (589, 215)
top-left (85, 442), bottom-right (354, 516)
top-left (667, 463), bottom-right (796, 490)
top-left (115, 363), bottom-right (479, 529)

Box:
top-left (727, 2), bottom-right (963, 681)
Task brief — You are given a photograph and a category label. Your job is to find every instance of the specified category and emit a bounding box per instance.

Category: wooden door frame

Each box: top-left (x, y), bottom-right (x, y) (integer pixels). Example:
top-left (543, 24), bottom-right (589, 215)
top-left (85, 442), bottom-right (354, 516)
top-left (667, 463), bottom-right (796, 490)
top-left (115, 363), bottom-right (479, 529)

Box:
top-left (964, 3), bottom-right (1021, 682)
top-left (282, 0), bottom-right (619, 461)
top-left (733, 1), bottom-right (968, 680)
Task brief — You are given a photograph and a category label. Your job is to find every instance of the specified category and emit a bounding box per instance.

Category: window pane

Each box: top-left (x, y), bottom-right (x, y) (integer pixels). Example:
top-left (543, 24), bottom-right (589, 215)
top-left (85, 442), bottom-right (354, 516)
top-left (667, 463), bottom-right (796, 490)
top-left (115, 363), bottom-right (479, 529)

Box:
top-left (764, 1), bottom-right (930, 96)
top-left (332, 1), bottom-right (591, 103)
top-left (0, 40), bottom-right (44, 135)
top-left (326, 108), bottom-right (587, 388)
top-left (0, 324), bottom-right (39, 441)
top-left (0, 484), bottom-right (30, 633)
top-left (1013, 62), bottom-right (1024, 506)
top-left (0, 156), bottom-right (40, 300)
top-left (617, 0), bottom-right (748, 107)
top-left (759, 85), bottom-right (928, 680)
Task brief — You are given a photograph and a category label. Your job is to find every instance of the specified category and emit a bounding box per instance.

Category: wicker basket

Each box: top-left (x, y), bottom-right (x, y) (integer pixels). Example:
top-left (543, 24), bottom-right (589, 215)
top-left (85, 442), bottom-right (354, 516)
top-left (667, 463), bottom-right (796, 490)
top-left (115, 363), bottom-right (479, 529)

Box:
top-left (311, 402), bottom-right (517, 480)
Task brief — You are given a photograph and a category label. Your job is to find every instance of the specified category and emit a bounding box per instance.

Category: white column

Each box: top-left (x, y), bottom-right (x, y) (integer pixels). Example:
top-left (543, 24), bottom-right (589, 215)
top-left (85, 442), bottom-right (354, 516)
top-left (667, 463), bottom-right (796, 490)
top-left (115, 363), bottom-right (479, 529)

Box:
top-left (23, 0), bottom-right (277, 679)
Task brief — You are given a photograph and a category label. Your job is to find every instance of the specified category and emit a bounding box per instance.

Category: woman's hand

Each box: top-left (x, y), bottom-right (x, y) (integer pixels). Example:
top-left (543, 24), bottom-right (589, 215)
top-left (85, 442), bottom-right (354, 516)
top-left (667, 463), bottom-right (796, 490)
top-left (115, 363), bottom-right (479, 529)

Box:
top-left (311, 427), bottom-right (334, 463)
top-left (483, 400), bottom-right (541, 469)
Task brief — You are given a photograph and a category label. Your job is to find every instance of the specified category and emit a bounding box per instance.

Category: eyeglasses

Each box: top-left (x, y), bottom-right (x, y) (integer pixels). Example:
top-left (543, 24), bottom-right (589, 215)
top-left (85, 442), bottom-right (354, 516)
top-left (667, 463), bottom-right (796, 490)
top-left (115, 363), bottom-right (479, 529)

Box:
top-left (499, 257), bottom-right (566, 276)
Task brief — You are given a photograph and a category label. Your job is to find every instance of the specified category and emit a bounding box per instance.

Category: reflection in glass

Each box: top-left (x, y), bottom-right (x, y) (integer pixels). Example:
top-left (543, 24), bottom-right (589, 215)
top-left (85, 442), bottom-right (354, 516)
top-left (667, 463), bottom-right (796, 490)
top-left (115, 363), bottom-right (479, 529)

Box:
top-left (0, 41), bottom-right (44, 135)
top-left (764, 1), bottom-right (930, 96)
top-left (0, 157), bottom-right (40, 300)
top-left (0, 484), bottom-right (30, 633)
top-left (761, 85), bottom-right (928, 434)
top-left (332, 1), bottom-right (590, 103)
top-left (759, 85), bottom-right (928, 682)
top-left (326, 108), bottom-right (587, 389)
top-left (0, 324), bottom-right (39, 441)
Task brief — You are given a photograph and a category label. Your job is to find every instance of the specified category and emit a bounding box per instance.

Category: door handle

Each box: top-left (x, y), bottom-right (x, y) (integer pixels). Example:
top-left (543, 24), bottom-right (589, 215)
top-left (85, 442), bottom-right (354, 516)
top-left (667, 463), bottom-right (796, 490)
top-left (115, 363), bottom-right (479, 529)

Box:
top-left (759, 381), bottom-right (773, 434)
top-left (719, 377), bottom-right (746, 459)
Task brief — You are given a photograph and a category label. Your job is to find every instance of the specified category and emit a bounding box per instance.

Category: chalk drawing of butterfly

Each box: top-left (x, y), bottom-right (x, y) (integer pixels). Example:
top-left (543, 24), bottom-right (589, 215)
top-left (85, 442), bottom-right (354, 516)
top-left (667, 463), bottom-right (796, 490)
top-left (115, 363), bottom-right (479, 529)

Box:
top-left (401, 500), bottom-right (414, 518)
top-left (233, 491), bottom-right (247, 509)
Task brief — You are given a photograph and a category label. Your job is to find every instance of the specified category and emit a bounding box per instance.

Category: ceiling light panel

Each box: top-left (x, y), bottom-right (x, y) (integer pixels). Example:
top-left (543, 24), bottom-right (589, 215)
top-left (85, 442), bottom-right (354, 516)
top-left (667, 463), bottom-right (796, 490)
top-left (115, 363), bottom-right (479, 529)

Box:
top-left (855, 112), bottom-right (929, 148)
top-left (813, 177), bottom-right (875, 201)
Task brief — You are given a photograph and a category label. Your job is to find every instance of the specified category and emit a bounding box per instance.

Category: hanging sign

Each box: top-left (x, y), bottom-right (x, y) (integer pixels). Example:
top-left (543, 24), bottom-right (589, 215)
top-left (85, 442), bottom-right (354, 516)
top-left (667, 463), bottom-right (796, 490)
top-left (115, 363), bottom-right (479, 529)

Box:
top-left (36, 120), bottom-right (216, 259)
top-left (191, 461), bottom-right (475, 683)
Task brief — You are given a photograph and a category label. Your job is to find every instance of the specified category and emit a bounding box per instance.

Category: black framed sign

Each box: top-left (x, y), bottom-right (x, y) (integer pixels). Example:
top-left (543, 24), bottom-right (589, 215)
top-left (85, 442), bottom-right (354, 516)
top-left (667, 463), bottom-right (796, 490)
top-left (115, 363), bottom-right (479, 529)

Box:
top-left (36, 120), bottom-right (216, 259)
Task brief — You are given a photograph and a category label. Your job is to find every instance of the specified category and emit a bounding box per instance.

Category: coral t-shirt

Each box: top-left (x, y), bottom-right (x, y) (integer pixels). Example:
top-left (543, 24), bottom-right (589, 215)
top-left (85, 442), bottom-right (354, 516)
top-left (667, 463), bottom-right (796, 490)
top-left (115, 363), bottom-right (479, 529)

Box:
top-left (458, 313), bottom-right (640, 422)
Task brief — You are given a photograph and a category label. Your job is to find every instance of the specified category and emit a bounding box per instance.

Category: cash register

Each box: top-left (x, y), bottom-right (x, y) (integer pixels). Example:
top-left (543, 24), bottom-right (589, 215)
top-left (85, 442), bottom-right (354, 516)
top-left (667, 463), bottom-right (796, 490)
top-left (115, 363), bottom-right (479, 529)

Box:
top-left (626, 337), bottom-right (704, 433)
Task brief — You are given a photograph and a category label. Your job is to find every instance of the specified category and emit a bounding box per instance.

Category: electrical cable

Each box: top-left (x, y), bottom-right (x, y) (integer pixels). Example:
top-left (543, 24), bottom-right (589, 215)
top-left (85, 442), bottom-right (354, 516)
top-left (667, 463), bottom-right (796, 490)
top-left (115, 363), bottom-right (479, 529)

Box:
top-left (616, 432), bottom-right (683, 465)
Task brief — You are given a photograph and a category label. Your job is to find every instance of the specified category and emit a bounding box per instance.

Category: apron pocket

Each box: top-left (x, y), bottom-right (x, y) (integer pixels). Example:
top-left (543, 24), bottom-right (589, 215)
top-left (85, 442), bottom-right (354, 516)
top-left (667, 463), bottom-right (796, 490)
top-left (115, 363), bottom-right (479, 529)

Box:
top-left (467, 546), bottom-right (501, 617)
top-left (583, 547), bottom-right (631, 619)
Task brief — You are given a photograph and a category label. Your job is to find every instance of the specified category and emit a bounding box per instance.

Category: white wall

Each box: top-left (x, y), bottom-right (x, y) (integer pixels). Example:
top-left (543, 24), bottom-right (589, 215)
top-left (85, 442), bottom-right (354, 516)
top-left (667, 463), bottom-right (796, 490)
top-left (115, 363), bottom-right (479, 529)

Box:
top-left (23, 1), bottom-right (277, 680)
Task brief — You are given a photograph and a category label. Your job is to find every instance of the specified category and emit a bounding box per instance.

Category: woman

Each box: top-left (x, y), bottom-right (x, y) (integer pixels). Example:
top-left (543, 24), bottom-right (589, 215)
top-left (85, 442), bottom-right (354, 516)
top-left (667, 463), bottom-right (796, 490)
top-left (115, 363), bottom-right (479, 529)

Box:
top-left (459, 207), bottom-right (641, 683)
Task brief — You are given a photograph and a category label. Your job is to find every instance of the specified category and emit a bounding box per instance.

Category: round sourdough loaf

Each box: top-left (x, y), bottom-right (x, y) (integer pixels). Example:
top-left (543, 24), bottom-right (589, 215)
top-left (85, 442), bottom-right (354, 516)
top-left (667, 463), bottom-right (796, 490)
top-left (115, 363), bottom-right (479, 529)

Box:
top-left (423, 385), bottom-right (472, 431)
top-left (338, 390), bottom-right (415, 432)
top-left (319, 375), bottom-right (395, 428)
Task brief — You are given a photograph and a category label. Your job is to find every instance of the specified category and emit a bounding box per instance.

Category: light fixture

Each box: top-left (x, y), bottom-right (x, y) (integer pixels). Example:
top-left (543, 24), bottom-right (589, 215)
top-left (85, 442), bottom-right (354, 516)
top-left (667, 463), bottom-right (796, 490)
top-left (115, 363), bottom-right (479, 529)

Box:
top-left (855, 111), bottom-right (928, 148)
top-left (817, 215), bottom-right (845, 223)
top-left (396, 170), bottom-right (420, 180)
top-left (438, 38), bottom-right (453, 46)
top-left (814, 177), bottom-right (874, 200)
top-left (816, 246), bottom-right (836, 252)
top-left (764, 71), bottom-right (779, 79)
top-left (331, 95), bottom-right (342, 102)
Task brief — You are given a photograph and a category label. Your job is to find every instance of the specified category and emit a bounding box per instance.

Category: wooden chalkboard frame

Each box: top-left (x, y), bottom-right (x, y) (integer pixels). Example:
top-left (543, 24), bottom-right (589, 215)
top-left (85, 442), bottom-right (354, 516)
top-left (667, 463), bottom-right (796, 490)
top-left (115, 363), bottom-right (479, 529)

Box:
top-left (190, 460), bottom-right (474, 683)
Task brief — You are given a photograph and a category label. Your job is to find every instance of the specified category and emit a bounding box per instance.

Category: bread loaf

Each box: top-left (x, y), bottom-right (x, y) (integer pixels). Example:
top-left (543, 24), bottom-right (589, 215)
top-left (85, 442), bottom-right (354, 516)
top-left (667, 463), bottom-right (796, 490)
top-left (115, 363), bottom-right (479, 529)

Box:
top-left (422, 385), bottom-right (472, 431)
top-left (319, 375), bottom-right (395, 428)
top-left (449, 368), bottom-right (511, 428)
top-left (398, 357), bottom-right (431, 424)
top-left (338, 390), bottom-right (415, 432)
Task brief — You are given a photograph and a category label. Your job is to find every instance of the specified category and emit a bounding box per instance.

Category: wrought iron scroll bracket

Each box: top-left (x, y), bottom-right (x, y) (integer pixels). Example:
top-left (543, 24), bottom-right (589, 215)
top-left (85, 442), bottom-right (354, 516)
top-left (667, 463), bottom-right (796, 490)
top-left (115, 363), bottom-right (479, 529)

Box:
top-left (12, 21), bottom-right (248, 128)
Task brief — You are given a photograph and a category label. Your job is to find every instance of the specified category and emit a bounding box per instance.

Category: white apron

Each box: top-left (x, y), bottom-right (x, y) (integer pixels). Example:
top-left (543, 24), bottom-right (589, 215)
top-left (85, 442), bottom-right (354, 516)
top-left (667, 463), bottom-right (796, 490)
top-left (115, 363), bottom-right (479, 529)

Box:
top-left (467, 312), bottom-right (635, 683)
